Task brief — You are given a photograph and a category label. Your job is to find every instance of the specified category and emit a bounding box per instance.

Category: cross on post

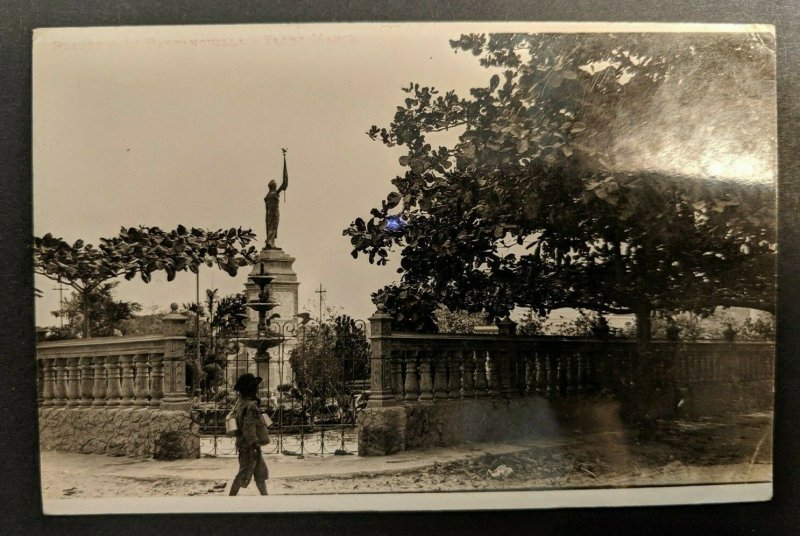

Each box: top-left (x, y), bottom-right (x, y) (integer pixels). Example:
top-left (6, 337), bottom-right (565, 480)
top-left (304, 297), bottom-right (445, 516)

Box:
top-left (315, 283), bottom-right (327, 323)
top-left (53, 282), bottom-right (67, 328)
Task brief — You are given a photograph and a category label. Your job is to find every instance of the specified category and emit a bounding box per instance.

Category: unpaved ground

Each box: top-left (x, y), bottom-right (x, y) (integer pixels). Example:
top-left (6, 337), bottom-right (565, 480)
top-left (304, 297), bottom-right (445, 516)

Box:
top-left (41, 412), bottom-right (771, 499)
top-left (281, 412), bottom-right (772, 494)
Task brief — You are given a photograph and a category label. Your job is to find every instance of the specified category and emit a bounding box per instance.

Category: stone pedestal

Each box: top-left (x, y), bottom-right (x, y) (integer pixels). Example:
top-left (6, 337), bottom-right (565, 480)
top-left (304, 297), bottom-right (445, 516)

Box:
top-left (243, 246), bottom-right (299, 393)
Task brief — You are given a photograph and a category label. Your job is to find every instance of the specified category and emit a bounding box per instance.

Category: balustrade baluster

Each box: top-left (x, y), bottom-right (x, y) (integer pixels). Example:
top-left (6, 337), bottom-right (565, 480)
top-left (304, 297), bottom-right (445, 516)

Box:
top-left (149, 353), bottom-right (164, 407)
top-left (403, 351), bottom-right (419, 401)
top-left (42, 358), bottom-right (56, 406)
top-left (91, 356), bottom-right (108, 405)
top-left (486, 351), bottom-right (500, 398)
top-left (106, 355), bottom-right (122, 405)
top-left (474, 351), bottom-right (488, 397)
top-left (134, 353), bottom-right (151, 406)
top-left (55, 359), bottom-right (68, 406)
top-left (119, 354), bottom-right (135, 405)
top-left (79, 356), bottom-right (94, 406)
top-left (576, 353), bottom-right (585, 392)
top-left (391, 350), bottom-right (404, 400)
top-left (565, 353), bottom-right (575, 392)
top-left (418, 351), bottom-right (434, 402)
top-left (66, 357), bottom-right (81, 406)
top-left (432, 350), bottom-right (448, 400)
top-left (447, 351), bottom-right (461, 399)
top-left (535, 352), bottom-right (546, 394)
top-left (524, 355), bottom-right (533, 395)
top-left (461, 350), bottom-right (475, 397)
top-left (37, 359), bottom-right (44, 406)
top-left (545, 352), bottom-right (556, 395)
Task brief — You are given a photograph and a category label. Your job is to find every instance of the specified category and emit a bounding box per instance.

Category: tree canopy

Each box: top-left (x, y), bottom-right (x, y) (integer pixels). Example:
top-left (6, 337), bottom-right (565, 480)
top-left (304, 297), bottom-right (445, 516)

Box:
top-left (344, 32), bottom-right (776, 339)
top-left (34, 225), bottom-right (257, 337)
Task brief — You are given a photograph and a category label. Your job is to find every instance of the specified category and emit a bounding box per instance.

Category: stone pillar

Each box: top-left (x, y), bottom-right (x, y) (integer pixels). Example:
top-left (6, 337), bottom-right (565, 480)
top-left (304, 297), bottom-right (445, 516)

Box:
top-left (91, 356), bottom-right (108, 406)
top-left (160, 306), bottom-right (190, 410)
top-left (119, 354), bottom-right (136, 405)
top-left (461, 350), bottom-right (476, 398)
top-left (66, 357), bottom-right (81, 406)
top-left (367, 310), bottom-right (396, 407)
top-left (418, 352), bottom-right (434, 402)
top-left (55, 359), bottom-right (68, 406)
top-left (42, 358), bottom-right (55, 406)
top-left (446, 351), bottom-right (461, 399)
top-left (79, 356), bottom-right (94, 406)
top-left (161, 337), bottom-right (190, 410)
top-left (106, 356), bottom-right (122, 405)
top-left (133, 353), bottom-right (150, 406)
top-left (149, 353), bottom-right (165, 407)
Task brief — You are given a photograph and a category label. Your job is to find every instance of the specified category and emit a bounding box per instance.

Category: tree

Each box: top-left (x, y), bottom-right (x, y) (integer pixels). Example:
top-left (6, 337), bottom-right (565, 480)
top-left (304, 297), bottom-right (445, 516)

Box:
top-left (50, 282), bottom-right (141, 338)
top-left (182, 290), bottom-right (249, 396)
top-left (34, 225), bottom-right (257, 337)
top-left (434, 306), bottom-right (489, 334)
top-left (289, 315), bottom-right (370, 402)
top-left (344, 32), bottom-right (776, 340)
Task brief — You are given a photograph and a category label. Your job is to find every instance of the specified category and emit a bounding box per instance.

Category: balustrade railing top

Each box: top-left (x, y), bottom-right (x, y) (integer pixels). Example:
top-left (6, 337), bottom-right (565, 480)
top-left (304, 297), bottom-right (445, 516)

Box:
top-left (366, 311), bottom-right (774, 407)
top-left (37, 334), bottom-right (190, 410)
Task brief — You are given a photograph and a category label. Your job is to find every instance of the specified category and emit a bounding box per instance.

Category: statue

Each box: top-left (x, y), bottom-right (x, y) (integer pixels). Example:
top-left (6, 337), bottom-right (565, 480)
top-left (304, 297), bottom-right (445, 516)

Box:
top-left (264, 149), bottom-right (288, 249)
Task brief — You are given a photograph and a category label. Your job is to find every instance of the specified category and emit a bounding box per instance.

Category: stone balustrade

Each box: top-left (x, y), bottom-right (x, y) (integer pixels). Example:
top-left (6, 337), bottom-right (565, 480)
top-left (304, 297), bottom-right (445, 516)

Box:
top-left (37, 335), bottom-right (190, 409)
top-left (359, 311), bottom-right (774, 455)
top-left (367, 312), bottom-right (775, 406)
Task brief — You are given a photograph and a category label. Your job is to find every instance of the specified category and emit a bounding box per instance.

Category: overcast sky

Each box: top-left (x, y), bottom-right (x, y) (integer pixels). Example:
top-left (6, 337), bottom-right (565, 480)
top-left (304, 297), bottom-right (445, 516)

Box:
top-left (32, 22), bottom-right (775, 327)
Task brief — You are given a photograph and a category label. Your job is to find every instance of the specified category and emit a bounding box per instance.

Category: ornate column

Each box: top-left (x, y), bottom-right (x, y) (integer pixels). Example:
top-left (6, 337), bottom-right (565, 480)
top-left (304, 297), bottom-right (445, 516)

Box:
top-left (133, 353), bottom-right (151, 406)
top-left (119, 354), bottom-right (135, 405)
top-left (446, 351), bottom-right (461, 399)
top-left (160, 306), bottom-right (190, 410)
top-left (535, 352), bottom-right (546, 394)
top-left (367, 309), bottom-right (396, 407)
top-left (432, 350), bottom-right (448, 400)
top-left (391, 350), bottom-right (404, 400)
top-left (106, 355), bottom-right (123, 405)
top-left (149, 353), bottom-right (165, 407)
top-left (55, 358), bottom-right (68, 406)
top-left (486, 352), bottom-right (499, 398)
top-left (66, 357), bottom-right (81, 406)
top-left (79, 356), bottom-right (94, 406)
top-left (461, 350), bottom-right (475, 398)
top-left (91, 356), bottom-right (108, 405)
top-left (403, 351), bottom-right (419, 402)
top-left (161, 338), bottom-right (190, 410)
top-left (418, 351), bottom-right (434, 402)
top-left (474, 351), bottom-right (488, 397)
top-left (41, 358), bottom-right (55, 406)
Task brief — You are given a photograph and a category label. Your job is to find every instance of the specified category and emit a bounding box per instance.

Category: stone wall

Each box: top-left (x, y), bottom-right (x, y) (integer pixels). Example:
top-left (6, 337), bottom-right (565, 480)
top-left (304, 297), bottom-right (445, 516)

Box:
top-left (39, 407), bottom-right (200, 459)
top-left (358, 398), bottom-right (559, 455)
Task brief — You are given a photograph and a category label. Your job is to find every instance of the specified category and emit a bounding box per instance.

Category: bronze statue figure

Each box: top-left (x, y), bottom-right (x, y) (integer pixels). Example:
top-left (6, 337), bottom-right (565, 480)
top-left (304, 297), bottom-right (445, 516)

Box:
top-left (264, 149), bottom-right (288, 249)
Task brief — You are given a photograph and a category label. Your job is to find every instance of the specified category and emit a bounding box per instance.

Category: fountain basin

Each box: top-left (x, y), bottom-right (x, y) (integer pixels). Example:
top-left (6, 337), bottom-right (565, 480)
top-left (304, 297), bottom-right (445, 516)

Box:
top-left (246, 302), bottom-right (280, 313)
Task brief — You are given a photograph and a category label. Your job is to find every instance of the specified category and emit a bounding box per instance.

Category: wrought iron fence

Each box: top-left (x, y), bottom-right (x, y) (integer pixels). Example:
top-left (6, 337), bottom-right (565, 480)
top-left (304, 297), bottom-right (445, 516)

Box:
top-left (191, 318), bottom-right (369, 457)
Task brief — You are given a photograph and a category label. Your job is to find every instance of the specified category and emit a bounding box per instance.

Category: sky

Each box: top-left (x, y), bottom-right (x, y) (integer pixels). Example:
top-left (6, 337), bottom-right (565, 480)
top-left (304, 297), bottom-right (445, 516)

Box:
top-left (32, 22), bottom-right (776, 327)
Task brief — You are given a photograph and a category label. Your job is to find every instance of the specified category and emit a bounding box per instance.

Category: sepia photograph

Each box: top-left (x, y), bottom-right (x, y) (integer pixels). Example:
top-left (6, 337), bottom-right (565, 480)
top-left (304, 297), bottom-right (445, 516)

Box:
top-left (31, 21), bottom-right (777, 514)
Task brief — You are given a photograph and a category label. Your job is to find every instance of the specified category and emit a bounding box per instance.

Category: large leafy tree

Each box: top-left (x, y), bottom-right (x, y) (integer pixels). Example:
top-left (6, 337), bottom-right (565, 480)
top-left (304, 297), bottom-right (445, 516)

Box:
top-left (34, 225), bottom-right (257, 337)
top-left (49, 282), bottom-right (141, 339)
top-left (345, 32), bottom-right (776, 340)
top-left (289, 315), bottom-right (370, 400)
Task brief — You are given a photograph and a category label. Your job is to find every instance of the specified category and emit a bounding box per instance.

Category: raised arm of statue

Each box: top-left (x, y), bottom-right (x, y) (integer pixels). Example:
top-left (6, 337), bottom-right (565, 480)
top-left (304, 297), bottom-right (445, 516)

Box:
top-left (278, 148), bottom-right (289, 194)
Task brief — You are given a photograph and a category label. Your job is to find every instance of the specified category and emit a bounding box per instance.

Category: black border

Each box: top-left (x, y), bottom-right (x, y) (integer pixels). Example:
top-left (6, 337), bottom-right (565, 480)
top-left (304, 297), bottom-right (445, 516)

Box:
top-left (2, 1), bottom-right (798, 535)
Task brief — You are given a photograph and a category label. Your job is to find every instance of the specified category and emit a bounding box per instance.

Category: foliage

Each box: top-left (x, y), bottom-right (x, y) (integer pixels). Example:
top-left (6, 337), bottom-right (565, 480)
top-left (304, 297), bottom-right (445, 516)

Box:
top-left (289, 315), bottom-right (370, 401)
top-left (516, 308), bottom-right (545, 336)
top-left (545, 310), bottom-right (615, 339)
top-left (48, 282), bottom-right (141, 338)
top-left (34, 226), bottom-right (257, 337)
top-left (181, 290), bottom-right (249, 397)
top-left (434, 306), bottom-right (489, 334)
top-left (345, 32), bottom-right (776, 339)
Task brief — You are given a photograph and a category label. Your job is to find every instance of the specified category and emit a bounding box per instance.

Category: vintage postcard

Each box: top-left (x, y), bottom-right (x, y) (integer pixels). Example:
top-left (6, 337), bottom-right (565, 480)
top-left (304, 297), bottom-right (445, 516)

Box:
top-left (32, 21), bottom-right (776, 514)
